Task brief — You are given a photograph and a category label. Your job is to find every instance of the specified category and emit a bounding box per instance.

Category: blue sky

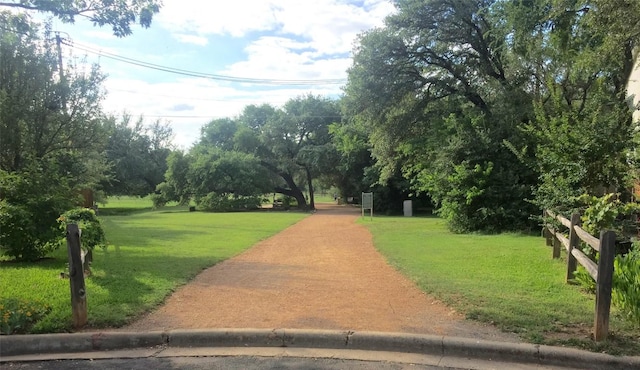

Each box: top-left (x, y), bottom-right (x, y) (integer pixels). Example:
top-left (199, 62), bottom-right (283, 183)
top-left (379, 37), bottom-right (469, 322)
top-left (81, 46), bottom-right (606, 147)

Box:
top-left (40, 0), bottom-right (397, 148)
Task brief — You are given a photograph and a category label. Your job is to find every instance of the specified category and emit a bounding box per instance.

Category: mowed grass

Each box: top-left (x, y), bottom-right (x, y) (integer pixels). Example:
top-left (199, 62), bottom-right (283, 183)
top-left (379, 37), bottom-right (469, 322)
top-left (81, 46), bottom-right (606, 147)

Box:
top-left (361, 216), bottom-right (640, 355)
top-left (0, 206), bottom-right (307, 333)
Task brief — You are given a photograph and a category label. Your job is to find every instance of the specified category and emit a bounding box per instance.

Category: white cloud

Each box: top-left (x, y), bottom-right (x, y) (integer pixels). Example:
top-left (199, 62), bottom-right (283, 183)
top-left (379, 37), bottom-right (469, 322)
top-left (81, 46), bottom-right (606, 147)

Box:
top-left (101, 77), bottom-right (340, 148)
top-left (158, 0), bottom-right (395, 54)
top-left (157, 0), bottom-right (278, 37)
top-left (220, 36), bottom-right (349, 81)
top-left (174, 33), bottom-right (209, 46)
top-left (86, 1), bottom-right (396, 148)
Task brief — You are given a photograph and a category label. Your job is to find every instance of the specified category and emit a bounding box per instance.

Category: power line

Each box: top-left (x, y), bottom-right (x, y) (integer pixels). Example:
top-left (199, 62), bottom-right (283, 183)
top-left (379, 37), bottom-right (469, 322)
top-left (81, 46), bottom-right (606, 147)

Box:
top-left (106, 88), bottom-right (290, 103)
top-left (61, 39), bottom-right (348, 86)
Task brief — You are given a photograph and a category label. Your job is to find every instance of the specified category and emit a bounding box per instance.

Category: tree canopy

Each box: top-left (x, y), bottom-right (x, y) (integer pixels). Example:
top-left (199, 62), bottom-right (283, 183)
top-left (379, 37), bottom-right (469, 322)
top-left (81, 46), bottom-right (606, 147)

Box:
top-left (0, 0), bottom-right (161, 37)
top-left (339, 0), bottom-right (639, 231)
top-left (0, 12), bottom-right (110, 260)
top-left (101, 114), bottom-right (174, 197)
top-left (158, 95), bottom-right (341, 211)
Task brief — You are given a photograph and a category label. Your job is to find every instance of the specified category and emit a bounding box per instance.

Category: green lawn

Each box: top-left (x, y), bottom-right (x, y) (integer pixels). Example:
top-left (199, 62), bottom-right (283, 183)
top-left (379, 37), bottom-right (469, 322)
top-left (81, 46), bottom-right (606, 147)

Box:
top-left (0, 206), bottom-right (307, 333)
top-left (361, 215), bottom-right (640, 355)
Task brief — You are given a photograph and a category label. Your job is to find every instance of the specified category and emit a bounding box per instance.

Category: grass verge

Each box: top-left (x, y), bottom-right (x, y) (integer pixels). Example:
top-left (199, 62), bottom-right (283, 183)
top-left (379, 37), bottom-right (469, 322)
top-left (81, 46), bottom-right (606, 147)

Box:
top-left (361, 215), bottom-right (640, 355)
top-left (0, 206), bottom-right (307, 333)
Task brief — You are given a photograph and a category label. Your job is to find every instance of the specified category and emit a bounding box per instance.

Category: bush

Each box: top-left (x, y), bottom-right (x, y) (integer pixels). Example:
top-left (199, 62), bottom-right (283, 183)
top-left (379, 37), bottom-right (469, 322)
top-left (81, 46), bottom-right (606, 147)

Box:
top-left (0, 167), bottom-right (77, 261)
top-left (56, 208), bottom-right (106, 250)
top-left (612, 244), bottom-right (640, 326)
top-left (571, 193), bottom-right (640, 326)
top-left (0, 298), bottom-right (51, 335)
top-left (196, 193), bottom-right (262, 212)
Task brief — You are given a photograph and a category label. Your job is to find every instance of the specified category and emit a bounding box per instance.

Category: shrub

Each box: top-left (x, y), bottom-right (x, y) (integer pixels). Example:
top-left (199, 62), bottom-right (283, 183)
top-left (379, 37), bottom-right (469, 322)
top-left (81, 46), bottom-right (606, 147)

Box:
top-left (612, 244), bottom-right (640, 326)
top-left (0, 298), bottom-right (51, 335)
top-left (571, 193), bottom-right (640, 326)
top-left (56, 208), bottom-right (106, 250)
top-left (196, 193), bottom-right (262, 212)
top-left (0, 168), bottom-right (76, 261)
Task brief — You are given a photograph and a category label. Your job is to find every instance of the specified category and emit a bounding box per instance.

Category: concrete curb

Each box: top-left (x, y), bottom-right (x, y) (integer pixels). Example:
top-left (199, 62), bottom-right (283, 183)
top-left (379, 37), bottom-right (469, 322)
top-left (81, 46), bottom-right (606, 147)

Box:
top-left (1, 328), bottom-right (639, 369)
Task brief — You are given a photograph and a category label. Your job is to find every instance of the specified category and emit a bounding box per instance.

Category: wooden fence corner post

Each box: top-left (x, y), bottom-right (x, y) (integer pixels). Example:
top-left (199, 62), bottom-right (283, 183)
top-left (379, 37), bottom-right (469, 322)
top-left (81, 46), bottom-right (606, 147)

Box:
top-left (552, 232), bottom-right (561, 259)
top-left (566, 212), bottom-right (581, 283)
top-left (66, 223), bottom-right (87, 329)
top-left (594, 230), bottom-right (616, 342)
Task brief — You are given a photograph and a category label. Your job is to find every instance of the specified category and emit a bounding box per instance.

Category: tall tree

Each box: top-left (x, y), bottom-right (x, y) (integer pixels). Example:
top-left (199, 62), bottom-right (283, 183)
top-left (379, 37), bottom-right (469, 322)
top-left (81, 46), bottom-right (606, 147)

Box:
top-left (0, 13), bottom-right (109, 260)
top-left (160, 96), bottom-right (342, 211)
top-left (0, 0), bottom-right (161, 37)
top-left (260, 95), bottom-right (341, 209)
top-left (0, 12), bottom-right (108, 173)
top-left (102, 114), bottom-right (174, 197)
top-left (501, 0), bottom-right (639, 212)
top-left (345, 0), bottom-right (537, 232)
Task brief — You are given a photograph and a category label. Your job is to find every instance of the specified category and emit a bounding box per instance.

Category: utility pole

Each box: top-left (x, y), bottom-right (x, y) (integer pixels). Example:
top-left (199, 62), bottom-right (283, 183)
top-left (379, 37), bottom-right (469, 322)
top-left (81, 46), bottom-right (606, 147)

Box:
top-left (54, 32), bottom-right (67, 109)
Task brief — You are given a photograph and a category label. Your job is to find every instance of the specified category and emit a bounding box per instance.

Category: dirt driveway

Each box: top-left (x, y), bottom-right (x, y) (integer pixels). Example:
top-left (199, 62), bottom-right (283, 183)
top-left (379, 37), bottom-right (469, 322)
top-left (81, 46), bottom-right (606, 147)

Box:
top-left (123, 203), bottom-right (519, 342)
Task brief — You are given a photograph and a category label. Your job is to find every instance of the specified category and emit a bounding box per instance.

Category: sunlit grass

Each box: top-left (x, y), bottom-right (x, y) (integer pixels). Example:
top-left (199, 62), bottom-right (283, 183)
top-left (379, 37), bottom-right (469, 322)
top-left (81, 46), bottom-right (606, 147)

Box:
top-left (361, 215), bottom-right (640, 355)
top-left (0, 208), bottom-right (307, 332)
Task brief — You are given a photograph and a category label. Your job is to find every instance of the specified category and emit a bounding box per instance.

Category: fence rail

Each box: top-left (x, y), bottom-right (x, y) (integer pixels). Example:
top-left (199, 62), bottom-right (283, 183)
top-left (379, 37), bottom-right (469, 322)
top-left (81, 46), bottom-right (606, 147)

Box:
top-left (543, 210), bottom-right (615, 342)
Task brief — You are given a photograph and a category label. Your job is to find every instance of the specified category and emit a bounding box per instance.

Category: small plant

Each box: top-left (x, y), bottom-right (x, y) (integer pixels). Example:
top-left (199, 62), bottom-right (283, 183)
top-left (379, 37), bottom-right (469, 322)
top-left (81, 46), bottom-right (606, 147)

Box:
top-left (575, 193), bottom-right (640, 327)
top-left (0, 298), bottom-right (51, 335)
top-left (57, 208), bottom-right (106, 250)
top-left (573, 265), bottom-right (596, 293)
top-left (612, 243), bottom-right (640, 326)
top-left (578, 193), bottom-right (640, 238)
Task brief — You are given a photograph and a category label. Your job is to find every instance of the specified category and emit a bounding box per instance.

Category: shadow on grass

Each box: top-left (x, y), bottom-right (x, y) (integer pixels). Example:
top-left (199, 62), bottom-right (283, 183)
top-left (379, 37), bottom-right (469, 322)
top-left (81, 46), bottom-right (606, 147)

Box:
top-left (85, 249), bottom-right (228, 327)
top-left (99, 204), bottom-right (191, 216)
top-left (101, 222), bottom-right (208, 248)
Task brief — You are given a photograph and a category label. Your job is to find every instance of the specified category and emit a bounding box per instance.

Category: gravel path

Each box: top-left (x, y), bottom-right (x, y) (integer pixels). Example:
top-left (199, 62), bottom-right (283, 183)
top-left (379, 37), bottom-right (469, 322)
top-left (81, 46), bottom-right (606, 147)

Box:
top-left (122, 203), bottom-right (519, 342)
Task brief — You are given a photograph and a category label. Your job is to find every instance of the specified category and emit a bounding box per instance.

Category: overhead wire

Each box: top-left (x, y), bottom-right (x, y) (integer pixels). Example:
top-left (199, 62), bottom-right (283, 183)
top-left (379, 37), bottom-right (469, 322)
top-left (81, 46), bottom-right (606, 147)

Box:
top-left (106, 88), bottom-right (290, 104)
top-left (61, 39), bottom-right (348, 86)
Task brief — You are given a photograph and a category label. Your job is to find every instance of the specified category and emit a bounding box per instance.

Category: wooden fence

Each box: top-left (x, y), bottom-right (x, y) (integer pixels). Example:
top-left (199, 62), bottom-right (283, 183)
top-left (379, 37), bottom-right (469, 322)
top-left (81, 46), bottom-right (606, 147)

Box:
top-left (542, 210), bottom-right (616, 341)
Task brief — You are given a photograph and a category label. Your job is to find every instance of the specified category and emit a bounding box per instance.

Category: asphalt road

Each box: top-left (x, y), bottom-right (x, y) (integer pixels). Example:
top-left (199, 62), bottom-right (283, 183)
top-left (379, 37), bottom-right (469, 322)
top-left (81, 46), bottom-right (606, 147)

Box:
top-left (0, 356), bottom-right (456, 370)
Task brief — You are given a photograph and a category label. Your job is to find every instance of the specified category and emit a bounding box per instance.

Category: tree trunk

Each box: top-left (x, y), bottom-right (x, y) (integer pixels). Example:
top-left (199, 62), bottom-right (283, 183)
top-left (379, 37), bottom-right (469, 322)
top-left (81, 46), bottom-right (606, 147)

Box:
top-left (306, 167), bottom-right (315, 210)
top-left (275, 172), bottom-right (308, 210)
top-left (259, 160), bottom-right (308, 210)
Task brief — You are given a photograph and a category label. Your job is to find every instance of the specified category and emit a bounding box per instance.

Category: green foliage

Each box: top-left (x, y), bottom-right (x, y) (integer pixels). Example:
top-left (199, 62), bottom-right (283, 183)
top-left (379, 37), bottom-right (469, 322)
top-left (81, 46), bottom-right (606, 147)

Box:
top-left (344, 0), bottom-right (538, 232)
top-left (0, 166), bottom-right (78, 261)
top-left (159, 96), bottom-right (341, 211)
top-left (579, 193), bottom-right (640, 237)
top-left (102, 115), bottom-right (173, 197)
top-left (573, 266), bottom-right (596, 294)
top-left (155, 150), bottom-right (191, 205)
top-left (613, 244), bottom-right (640, 326)
top-left (342, 0), bottom-right (638, 233)
top-left (0, 298), bottom-right (51, 334)
top-left (0, 0), bottom-right (162, 37)
top-left (0, 13), bottom-right (110, 260)
top-left (1, 13), bottom-right (109, 175)
top-left (188, 148), bottom-right (272, 198)
top-left (196, 193), bottom-right (263, 212)
top-left (570, 193), bottom-right (640, 326)
top-left (56, 208), bottom-right (106, 250)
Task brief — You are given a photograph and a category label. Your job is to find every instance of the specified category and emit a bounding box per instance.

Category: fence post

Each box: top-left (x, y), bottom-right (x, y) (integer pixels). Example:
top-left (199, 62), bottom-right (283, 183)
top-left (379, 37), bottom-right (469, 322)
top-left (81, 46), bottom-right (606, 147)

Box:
top-left (594, 230), bottom-right (616, 342)
top-left (566, 213), bottom-right (581, 282)
top-left (66, 224), bottom-right (87, 329)
top-left (552, 233), bottom-right (561, 259)
top-left (543, 210), bottom-right (552, 246)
